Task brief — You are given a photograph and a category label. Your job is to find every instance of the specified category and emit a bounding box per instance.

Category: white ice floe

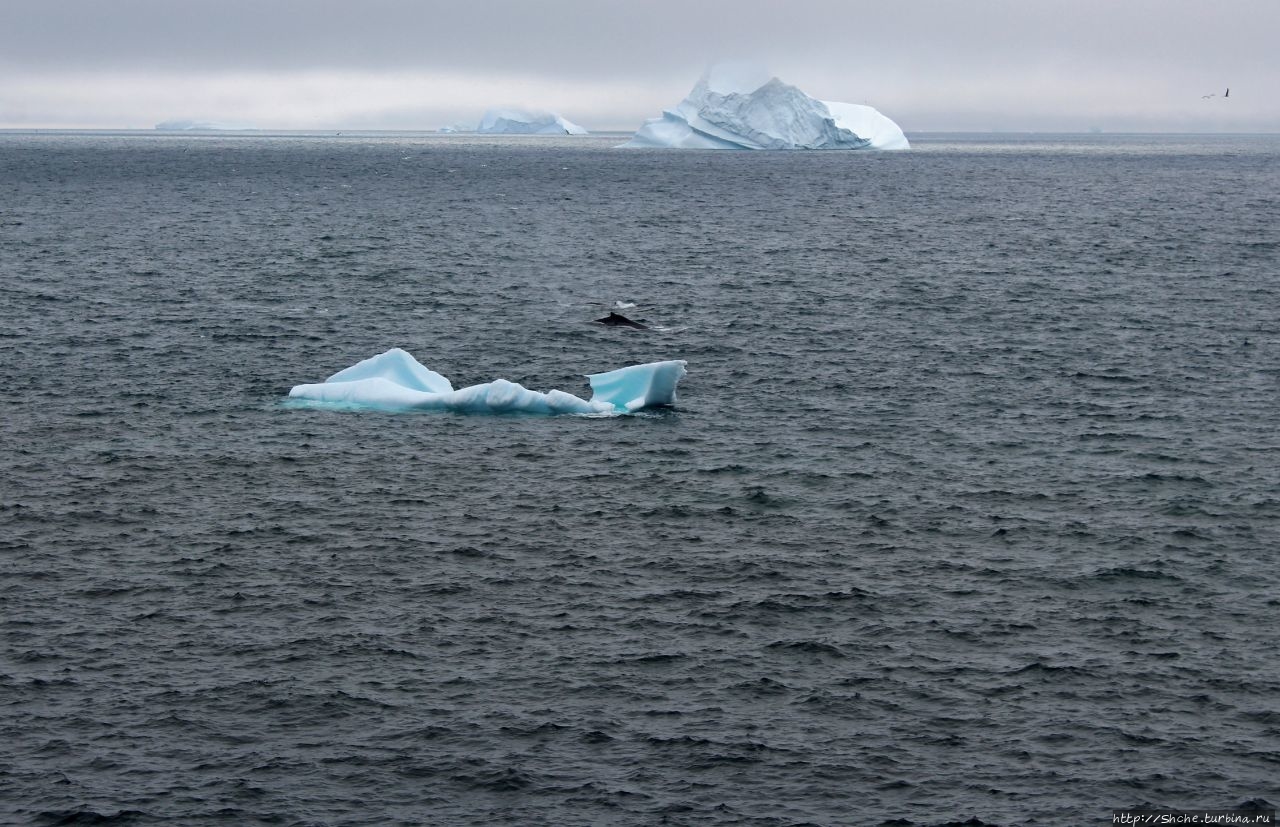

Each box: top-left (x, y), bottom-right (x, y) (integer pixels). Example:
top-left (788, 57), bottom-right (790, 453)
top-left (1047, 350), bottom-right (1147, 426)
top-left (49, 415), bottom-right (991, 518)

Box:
top-left (476, 108), bottom-right (588, 135)
top-left (619, 63), bottom-right (907, 151)
top-left (288, 348), bottom-right (686, 415)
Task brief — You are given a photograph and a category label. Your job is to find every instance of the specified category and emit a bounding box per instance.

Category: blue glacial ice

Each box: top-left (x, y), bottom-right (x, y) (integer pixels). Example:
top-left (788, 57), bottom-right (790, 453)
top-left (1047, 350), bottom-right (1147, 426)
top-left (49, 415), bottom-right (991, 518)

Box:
top-left (288, 349), bottom-right (686, 415)
top-left (619, 62), bottom-right (908, 151)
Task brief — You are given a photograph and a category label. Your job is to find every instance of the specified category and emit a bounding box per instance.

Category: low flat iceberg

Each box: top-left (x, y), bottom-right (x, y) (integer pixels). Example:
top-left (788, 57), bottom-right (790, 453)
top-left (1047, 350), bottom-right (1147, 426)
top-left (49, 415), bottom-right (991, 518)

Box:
top-left (476, 108), bottom-right (588, 135)
top-left (288, 349), bottom-right (686, 415)
top-left (155, 119), bottom-right (256, 131)
top-left (620, 63), bottom-right (907, 151)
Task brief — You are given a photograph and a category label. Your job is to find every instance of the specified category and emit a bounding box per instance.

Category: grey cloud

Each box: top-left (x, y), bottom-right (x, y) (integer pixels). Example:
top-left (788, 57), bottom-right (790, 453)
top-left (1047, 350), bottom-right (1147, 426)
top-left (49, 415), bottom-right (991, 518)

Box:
top-left (3, 0), bottom-right (1276, 77)
top-left (1, 0), bottom-right (1276, 131)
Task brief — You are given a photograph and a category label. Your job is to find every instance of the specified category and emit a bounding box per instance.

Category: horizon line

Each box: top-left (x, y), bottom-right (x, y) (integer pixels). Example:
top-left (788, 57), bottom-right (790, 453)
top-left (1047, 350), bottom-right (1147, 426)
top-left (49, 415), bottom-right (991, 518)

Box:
top-left (3, 127), bottom-right (1280, 137)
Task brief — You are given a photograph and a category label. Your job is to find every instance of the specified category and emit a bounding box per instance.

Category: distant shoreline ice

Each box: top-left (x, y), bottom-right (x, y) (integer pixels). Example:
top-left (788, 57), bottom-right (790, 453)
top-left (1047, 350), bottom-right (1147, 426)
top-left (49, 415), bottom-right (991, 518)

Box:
top-left (155, 119), bottom-right (258, 131)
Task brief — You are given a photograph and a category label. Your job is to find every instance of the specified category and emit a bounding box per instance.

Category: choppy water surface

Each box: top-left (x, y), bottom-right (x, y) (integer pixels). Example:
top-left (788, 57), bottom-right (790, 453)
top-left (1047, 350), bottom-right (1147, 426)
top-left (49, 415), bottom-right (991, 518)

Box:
top-left (2, 132), bottom-right (1278, 826)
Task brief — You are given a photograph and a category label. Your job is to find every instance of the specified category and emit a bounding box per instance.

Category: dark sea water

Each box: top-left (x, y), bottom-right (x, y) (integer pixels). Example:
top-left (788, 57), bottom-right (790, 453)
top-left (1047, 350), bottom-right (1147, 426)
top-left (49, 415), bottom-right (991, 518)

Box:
top-left (2, 131), bottom-right (1278, 826)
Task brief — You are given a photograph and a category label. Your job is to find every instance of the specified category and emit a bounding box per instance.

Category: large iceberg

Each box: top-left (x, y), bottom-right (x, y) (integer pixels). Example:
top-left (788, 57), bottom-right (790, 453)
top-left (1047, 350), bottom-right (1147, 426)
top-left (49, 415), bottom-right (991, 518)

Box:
top-left (619, 64), bottom-right (908, 151)
top-left (288, 349), bottom-right (686, 415)
top-left (476, 108), bottom-right (588, 135)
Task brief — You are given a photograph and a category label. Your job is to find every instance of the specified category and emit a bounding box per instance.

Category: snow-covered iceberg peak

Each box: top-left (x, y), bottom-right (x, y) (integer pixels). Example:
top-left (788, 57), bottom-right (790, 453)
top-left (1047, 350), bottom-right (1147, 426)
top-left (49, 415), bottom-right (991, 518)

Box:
top-left (620, 64), bottom-right (908, 151)
top-left (287, 349), bottom-right (686, 415)
top-left (476, 108), bottom-right (588, 135)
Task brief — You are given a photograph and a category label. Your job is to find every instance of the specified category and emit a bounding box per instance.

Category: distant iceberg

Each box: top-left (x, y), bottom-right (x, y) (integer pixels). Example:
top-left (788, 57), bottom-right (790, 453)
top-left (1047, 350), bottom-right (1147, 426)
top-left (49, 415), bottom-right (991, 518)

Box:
top-left (288, 349), bottom-right (686, 415)
top-left (155, 119), bottom-right (256, 131)
top-left (620, 63), bottom-right (907, 151)
top-left (476, 108), bottom-right (588, 135)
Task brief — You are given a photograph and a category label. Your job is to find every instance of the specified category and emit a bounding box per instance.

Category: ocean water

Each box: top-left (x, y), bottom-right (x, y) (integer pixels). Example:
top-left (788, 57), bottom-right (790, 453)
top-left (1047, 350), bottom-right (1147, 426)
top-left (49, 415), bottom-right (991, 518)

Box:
top-left (1, 131), bottom-right (1278, 826)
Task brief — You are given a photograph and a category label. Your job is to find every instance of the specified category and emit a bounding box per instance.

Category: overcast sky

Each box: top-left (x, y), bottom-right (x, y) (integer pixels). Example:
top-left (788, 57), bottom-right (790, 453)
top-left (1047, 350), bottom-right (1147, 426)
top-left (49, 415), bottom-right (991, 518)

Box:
top-left (2, 0), bottom-right (1276, 132)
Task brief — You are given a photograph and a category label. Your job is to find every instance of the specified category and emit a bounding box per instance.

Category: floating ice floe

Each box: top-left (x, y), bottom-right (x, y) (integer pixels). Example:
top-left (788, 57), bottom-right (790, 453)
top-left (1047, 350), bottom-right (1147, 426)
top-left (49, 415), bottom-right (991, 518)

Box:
top-left (476, 108), bottom-right (588, 135)
top-left (287, 349), bottom-right (686, 415)
top-left (619, 62), bottom-right (908, 151)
